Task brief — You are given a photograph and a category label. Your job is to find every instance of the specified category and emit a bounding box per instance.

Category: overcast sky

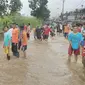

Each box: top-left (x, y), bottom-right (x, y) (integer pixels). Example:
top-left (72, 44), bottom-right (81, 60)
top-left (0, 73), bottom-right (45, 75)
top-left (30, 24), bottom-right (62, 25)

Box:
top-left (20, 0), bottom-right (85, 17)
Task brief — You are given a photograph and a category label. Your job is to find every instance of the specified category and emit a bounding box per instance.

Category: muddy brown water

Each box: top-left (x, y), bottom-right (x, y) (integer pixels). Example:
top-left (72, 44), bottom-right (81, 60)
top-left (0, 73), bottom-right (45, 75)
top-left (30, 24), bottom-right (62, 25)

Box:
top-left (0, 33), bottom-right (85, 85)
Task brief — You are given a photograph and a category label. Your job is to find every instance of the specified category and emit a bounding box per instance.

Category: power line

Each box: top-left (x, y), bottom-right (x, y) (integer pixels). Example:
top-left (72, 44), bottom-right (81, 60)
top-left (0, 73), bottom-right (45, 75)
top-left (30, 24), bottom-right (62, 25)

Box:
top-left (75, 0), bottom-right (84, 8)
top-left (70, 0), bottom-right (85, 11)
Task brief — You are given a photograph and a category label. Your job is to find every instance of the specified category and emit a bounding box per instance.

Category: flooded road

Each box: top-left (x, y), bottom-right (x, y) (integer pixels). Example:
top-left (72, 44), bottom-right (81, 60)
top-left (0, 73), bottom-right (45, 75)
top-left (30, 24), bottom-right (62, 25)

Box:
top-left (0, 35), bottom-right (85, 85)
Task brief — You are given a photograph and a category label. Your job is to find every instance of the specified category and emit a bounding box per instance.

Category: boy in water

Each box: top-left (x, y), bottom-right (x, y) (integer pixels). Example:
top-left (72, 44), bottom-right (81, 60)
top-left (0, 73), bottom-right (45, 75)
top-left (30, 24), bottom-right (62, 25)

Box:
top-left (21, 28), bottom-right (28, 58)
top-left (3, 27), bottom-right (11, 60)
top-left (68, 26), bottom-right (82, 62)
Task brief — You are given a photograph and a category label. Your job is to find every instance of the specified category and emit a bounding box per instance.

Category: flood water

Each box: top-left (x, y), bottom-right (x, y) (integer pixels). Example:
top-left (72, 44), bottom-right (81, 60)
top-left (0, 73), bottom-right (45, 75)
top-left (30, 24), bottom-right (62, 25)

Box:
top-left (0, 33), bottom-right (85, 85)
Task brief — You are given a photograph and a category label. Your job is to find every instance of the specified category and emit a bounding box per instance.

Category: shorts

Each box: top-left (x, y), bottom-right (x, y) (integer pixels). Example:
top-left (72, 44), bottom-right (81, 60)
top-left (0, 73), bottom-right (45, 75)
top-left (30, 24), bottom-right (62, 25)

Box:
top-left (64, 33), bottom-right (68, 38)
top-left (4, 47), bottom-right (10, 54)
top-left (21, 45), bottom-right (27, 52)
top-left (68, 45), bottom-right (80, 56)
top-left (27, 33), bottom-right (30, 39)
top-left (43, 35), bottom-right (49, 39)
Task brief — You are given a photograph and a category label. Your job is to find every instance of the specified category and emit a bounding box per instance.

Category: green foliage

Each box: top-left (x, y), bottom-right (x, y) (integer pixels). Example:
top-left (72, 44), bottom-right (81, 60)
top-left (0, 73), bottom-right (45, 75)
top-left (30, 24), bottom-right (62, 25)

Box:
top-left (9, 0), bottom-right (22, 15)
top-left (0, 0), bottom-right (22, 16)
top-left (28, 0), bottom-right (50, 20)
top-left (2, 16), bottom-right (13, 26)
top-left (0, 0), bottom-right (8, 16)
top-left (0, 15), bottom-right (41, 30)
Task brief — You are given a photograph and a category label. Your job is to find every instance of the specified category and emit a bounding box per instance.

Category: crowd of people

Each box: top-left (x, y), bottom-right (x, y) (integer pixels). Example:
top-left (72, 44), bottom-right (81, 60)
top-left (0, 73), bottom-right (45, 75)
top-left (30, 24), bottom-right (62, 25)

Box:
top-left (3, 21), bottom-right (85, 68)
top-left (33, 24), bottom-right (56, 41)
top-left (3, 23), bottom-right (56, 60)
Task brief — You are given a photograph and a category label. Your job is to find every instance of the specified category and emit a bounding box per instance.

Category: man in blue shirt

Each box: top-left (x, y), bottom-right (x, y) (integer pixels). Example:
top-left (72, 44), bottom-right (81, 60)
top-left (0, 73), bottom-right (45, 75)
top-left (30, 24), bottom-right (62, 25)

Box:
top-left (68, 26), bottom-right (83, 62)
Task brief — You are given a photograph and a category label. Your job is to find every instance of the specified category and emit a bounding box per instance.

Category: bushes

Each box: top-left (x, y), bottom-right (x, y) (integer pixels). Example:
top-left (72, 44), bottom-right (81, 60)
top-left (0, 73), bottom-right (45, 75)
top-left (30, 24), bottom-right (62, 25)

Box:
top-left (0, 15), bottom-right (41, 30)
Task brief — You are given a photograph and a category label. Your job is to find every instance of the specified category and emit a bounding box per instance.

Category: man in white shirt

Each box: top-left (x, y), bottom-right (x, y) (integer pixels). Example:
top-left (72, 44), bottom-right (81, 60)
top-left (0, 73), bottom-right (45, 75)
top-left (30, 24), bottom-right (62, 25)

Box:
top-left (81, 23), bottom-right (85, 34)
top-left (60, 24), bottom-right (63, 30)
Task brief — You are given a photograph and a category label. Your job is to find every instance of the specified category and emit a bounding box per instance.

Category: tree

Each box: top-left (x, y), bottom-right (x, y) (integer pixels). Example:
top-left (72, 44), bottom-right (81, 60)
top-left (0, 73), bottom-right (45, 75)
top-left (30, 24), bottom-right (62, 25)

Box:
top-left (0, 0), bottom-right (8, 16)
top-left (9, 0), bottom-right (22, 15)
top-left (28, 0), bottom-right (50, 20)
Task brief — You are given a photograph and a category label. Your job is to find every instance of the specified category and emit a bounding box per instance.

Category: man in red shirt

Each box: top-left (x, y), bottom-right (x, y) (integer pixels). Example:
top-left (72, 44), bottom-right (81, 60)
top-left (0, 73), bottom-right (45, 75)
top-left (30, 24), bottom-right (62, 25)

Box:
top-left (43, 24), bottom-right (51, 40)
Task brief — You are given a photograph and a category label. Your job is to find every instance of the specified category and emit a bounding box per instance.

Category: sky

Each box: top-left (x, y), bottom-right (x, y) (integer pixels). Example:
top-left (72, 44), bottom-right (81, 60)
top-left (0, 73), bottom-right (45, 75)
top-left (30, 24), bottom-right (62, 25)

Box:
top-left (20, 0), bottom-right (85, 17)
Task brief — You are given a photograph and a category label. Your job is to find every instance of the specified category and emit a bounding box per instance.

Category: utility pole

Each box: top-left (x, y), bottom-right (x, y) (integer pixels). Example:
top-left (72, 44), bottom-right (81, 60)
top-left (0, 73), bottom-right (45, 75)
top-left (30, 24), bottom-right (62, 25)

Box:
top-left (81, 5), bottom-right (83, 20)
top-left (61, 0), bottom-right (65, 21)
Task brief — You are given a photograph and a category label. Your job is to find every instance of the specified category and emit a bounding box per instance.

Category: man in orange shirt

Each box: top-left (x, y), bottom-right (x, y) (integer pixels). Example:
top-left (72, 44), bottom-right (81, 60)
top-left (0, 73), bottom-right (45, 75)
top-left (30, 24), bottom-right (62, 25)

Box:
top-left (21, 28), bottom-right (28, 58)
top-left (12, 23), bottom-right (19, 58)
top-left (64, 24), bottom-right (70, 38)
